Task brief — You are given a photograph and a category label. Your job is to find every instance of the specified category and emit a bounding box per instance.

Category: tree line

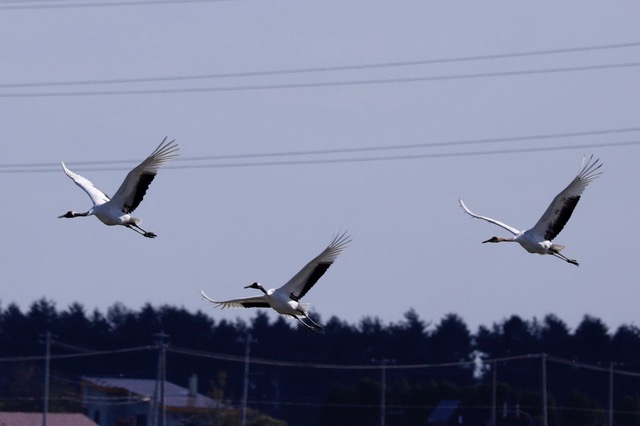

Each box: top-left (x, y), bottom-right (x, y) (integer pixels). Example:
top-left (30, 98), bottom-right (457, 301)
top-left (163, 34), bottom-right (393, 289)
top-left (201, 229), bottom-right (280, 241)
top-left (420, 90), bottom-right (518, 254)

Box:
top-left (0, 299), bottom-right (639, 425)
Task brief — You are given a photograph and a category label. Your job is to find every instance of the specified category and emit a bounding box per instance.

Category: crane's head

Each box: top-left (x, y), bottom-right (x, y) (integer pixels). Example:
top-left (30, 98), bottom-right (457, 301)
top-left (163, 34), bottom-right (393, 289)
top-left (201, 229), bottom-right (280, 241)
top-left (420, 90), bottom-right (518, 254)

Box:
top-left (482, 236), bottom-right (511, 243)
top-left (58, 210), bottom-right (90, 219)
top-left (244, 282), bottom-right (267, 295)
top-left (244, 282), bottom-right (262, 290)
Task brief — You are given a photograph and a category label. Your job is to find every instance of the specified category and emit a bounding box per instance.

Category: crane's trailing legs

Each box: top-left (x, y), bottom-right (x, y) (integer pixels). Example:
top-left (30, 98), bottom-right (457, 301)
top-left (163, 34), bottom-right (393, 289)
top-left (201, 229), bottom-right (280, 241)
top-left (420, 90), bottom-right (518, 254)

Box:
top-left (551, 252), bottom-right (579, 266)
top-left (126, 224), bottom-right (157, 238)
top-left (293, 314), bottom-right (325, 333)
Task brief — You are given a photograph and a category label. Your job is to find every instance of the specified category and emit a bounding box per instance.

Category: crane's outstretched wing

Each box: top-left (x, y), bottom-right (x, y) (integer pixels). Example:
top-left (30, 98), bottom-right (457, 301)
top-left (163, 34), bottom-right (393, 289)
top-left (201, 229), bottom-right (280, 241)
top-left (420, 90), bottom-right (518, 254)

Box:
top-left (200, 289), bottom-right (270, 309)
top-left (458, 198), bottom-right (520, 235)
top-left (279, 231), bottom-right (351, 302)
top-left (110, 138), bottom-right (180, 214)
top-left (530, 155), bottom-right (602, 241)
top-left (61, 161), bottom-right (111, 206)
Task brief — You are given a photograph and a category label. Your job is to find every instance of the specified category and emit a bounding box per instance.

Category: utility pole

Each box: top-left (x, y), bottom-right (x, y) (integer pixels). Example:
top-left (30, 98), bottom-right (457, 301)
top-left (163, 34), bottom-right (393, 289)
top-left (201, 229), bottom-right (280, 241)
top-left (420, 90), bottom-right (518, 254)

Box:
top-left (42, 331), bottom-right (51, 426)
top-left (541, 354), bottom-right (548, 426)
top-left (153, 332), bottom-right (170, 426)
top-left (380, 360), bottom-right (387, 426)
top-left (609, 362), bottom-right (614, 426)
top-left (373, 358), bottom-right (393, 426)
top-left (491, 361), bottom-right (497, 426)
top-left (239, 333), bottom-right (257, 426)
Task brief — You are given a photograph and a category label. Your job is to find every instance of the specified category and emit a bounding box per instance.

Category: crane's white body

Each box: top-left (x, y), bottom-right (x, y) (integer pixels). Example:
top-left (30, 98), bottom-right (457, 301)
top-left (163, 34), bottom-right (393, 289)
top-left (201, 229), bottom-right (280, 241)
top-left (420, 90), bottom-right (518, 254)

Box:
top-left (459, 199), bottom-right (565, 256)
top-left (90, 203), bottom-right (139, 227)
top-left (250, 287), bottom-right (311, 317)
top-left (201, 232), bottom-right (351, 332)
top-left (460, 155), bottom-right (602, 266)
top-left (59, 138), bottom-right (179, 237)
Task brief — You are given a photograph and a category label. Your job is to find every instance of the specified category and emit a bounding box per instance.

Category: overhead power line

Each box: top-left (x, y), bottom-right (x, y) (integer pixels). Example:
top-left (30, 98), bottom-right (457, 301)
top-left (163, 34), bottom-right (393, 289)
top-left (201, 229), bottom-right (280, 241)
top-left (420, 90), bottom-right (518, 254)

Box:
top-left (548, 355), bottom-right (640, 379)
top-left (2, 41), bottom-right (639, 89)
top-left (2, 61), bottom-right (639, 98)
top-left (0, 345), bottom-right (155, 362)
top-left (1, 342), bottom-right (639, 377)
top-left (172, 126), bottom-right (640, 161)
top-left (169, 346), bottom-right (640, 378)
top-left (2, 125), bottom-right (637, 170)
top-left (0, 0), bottom-right (236, 11)
top-left (1, 139), bottom-right (639, 174)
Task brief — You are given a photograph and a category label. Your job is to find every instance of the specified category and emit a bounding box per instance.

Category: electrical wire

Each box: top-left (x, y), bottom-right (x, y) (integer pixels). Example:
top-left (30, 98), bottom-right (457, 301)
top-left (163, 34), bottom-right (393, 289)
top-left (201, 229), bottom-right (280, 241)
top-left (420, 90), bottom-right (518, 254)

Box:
top-left (1, 139), bottom-right (638, 174)
top-left (170, 127), bottom-right (640, 161)
top-left (0, 0), bottom-right (236, 11)
top-left (1, 61), bottom-right (639, 98)
top-left (1, 334), bottom-right (633, 409)
top-left (169, 345), bottom-right (640, 379)
top-left (52, 340), bottom-right (93, 353)
top-left (548, 355), bottom-right (640, 378)
top-left (2, 41), bottom-right (639, 89)
top-left (0, 345), bottom-right (155, 362)
top-left (167, 346), bottom-right (640, 377)
top-left (1, 125), bottom-right (637, 171)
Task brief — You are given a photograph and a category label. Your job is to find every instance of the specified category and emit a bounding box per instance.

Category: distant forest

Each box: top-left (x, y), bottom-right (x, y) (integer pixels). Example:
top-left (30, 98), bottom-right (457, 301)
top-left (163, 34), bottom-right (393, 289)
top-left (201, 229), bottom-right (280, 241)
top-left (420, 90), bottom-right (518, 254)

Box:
top-left (1, 299), bottom-right (639, 426)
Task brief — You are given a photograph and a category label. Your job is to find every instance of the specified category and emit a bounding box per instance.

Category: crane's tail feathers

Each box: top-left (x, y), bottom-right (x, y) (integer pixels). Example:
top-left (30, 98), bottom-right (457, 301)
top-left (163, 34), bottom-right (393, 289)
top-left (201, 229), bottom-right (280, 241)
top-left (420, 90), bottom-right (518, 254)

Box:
top-left (298, 302), bottom-right (311, 314)
top-left (550, 243), bottom-right (565, 253)
top-left (129, 217), bottom-right (142, 226)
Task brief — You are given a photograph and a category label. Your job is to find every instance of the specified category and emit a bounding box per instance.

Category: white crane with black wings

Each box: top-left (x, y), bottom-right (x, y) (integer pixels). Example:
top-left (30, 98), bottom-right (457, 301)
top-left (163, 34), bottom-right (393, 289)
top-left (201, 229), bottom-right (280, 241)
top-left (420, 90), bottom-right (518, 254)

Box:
top-left (58, 137), bottom-right (179, 238)
top-left (459, 155), bottom-right (602, 266)
top-left (201, 232), bottom-right (351, 332)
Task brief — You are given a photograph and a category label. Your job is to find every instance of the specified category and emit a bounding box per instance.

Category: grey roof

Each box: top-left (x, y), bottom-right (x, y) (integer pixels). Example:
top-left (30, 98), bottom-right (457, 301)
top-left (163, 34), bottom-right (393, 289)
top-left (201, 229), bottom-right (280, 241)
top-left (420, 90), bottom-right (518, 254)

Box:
top-left (82, 376), bottom-right (217, 410)
top-left (0, 412), bottom-right (97, 426)
top-left (428, 399), bottom-right (460, 422)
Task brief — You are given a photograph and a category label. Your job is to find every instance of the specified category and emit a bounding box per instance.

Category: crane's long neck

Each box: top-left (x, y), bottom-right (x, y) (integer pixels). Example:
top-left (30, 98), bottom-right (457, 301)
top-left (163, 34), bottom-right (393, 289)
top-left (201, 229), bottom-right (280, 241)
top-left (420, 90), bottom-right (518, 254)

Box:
top-left (59, 210), bottom-right (91, 219)
top-left (483, 236), bottom-right (517, 243)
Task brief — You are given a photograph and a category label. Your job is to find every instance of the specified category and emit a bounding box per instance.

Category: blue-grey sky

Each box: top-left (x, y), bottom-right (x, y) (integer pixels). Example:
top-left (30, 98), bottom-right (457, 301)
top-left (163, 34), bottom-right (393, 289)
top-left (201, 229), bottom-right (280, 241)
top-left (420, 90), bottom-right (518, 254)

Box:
top-left (1, 1), bottom-right (639, 332)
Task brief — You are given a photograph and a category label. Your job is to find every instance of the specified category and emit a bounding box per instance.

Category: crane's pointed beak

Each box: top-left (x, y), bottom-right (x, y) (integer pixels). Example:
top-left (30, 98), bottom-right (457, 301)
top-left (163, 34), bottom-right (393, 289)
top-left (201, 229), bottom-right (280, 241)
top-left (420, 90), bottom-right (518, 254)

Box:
top-left (482, 236), bottom-right (501, 243)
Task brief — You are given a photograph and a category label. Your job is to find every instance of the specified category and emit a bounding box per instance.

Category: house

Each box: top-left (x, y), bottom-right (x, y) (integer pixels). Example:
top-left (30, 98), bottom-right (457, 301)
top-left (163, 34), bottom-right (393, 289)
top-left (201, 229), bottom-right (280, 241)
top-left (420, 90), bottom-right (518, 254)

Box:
top-left (81, 375), bottom-right (220, 426)
top-left (427, 399), bottom-right (493, 425)
top-left (428, 400), bottom-right (461, 425)
top-left (0, 412), bottom-right (98, 426)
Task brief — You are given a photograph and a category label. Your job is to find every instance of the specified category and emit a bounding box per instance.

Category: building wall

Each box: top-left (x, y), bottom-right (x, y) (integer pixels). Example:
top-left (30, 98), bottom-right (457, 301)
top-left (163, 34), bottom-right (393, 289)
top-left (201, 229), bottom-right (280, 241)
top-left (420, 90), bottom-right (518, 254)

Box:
top-left (83, 386), bottom-right (152, 426)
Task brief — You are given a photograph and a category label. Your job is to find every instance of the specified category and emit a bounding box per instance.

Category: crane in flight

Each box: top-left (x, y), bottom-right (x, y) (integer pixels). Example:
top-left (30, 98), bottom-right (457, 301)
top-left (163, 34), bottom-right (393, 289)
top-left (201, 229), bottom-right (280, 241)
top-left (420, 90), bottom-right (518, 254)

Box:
top-left (459, 155), bottom-right (602, 266)
top-left (58, 137), bottom-right (179, 238)
top-left (201, 232), bottom-right (351, 332)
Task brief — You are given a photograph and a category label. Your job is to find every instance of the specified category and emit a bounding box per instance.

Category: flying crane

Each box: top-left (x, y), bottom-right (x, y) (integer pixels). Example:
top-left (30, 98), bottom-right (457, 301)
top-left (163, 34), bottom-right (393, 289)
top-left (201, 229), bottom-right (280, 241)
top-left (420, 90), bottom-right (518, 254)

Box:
top-left (58, 138), bottom-right (179, 238)
top-left (459, 155), bottom-right (602, 266)
top-left (201, 232), bottom-right (351, 332)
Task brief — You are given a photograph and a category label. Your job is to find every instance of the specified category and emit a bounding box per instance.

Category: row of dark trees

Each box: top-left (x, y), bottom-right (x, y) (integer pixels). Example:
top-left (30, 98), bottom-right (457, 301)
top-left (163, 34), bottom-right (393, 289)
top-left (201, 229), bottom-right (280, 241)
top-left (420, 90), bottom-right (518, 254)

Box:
top-left (1, 299), bottom-right (639, 425)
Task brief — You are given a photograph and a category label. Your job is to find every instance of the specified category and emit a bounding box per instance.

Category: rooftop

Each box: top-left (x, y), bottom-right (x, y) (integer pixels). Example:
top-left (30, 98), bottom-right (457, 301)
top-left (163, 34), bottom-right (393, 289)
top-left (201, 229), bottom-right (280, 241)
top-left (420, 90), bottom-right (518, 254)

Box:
top-left (428, 399), bottom-right (460, 423)
top-left (82, 376), bottom-right (217, 411)
top-left (0, 412), bottom-right (98, 426)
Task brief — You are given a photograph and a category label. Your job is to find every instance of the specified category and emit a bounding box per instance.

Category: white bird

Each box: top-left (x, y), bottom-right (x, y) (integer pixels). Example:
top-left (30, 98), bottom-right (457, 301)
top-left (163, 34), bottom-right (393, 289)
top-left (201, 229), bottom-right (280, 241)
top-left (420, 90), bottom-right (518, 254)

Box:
top-left (459, 155), bottom-right (602, 266)
top-left (58, 138), bottom-right (179, 238)
top-left (201, 232), bottom-right (351, 332)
